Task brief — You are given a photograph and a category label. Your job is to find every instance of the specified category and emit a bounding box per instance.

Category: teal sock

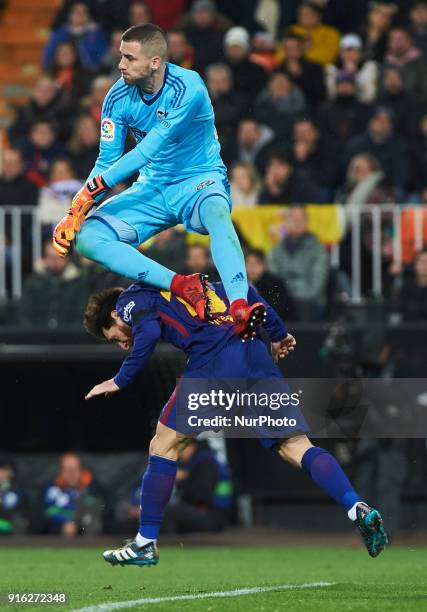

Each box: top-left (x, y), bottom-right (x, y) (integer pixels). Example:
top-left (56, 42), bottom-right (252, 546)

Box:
top-left (75, 219), bottom-right (175, 288)
top-left (199, 197), bottom-right (248, 302)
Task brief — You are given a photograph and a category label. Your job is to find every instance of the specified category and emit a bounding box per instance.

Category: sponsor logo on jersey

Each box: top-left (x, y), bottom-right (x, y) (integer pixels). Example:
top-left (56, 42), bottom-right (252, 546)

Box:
top-left (156, 109), bottom-right (170, 127)
top-left (123, 300), bottom-right (136, 322)
top-left (230, 271), bottom-right (245, 284)
top-left (196, 179), bottom-right (216, 191)
top-left (101, 118), bottom-right (115, 141)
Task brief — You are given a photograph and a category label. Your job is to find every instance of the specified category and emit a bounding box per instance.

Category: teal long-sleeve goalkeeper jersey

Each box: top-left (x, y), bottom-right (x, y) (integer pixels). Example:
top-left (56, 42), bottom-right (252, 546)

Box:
top-left (88, 62), bottom-right (227, 187)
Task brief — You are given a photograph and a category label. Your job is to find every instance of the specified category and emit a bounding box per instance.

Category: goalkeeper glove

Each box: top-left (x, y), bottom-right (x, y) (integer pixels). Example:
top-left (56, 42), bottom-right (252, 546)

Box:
top-left (52, 175), bottom-right (109, 257)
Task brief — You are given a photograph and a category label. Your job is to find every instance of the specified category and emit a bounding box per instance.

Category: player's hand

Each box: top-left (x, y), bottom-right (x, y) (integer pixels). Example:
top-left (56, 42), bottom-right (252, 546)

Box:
top-left (271, 334), bottom-right (296, 362)
top-left (52, 175), bottom-right (109, 257)
top-left (85, 378), bottom-right (120, 400)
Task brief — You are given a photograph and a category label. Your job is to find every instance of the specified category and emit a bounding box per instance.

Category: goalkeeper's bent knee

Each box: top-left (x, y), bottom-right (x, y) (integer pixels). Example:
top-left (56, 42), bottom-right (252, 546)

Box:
top-left (75, 218), bottom-right (117, 260)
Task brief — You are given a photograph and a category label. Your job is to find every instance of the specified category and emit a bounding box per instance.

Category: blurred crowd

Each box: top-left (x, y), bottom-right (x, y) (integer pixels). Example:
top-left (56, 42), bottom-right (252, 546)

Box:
top-left (0, 445), bottom-right (233, 536)
top-left (1, 0), bottom-right (427, 322)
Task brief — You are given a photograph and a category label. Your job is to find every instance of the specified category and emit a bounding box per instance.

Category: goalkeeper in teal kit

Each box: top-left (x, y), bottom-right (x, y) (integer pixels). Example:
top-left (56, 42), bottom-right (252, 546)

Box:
top-left (52, 23), bottom-right (265, 339)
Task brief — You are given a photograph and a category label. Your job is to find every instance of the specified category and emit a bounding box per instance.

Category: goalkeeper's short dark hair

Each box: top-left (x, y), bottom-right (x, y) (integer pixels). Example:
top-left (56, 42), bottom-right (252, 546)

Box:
top-left (121, 23), bottom-right (167, 59)
top-left (84, 287), bottom-right (124, 339)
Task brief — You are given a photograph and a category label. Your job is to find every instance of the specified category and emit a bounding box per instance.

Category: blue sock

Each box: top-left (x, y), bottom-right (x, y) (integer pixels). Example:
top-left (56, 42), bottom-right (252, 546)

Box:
top-left (301, 447), bottom-right (361, 512)
top-left (76, 219), bottom-right (175, 288)
top-left (199, 197), bottom-right (248, 302)
top-left (139, 455), bottom-right (177, 540)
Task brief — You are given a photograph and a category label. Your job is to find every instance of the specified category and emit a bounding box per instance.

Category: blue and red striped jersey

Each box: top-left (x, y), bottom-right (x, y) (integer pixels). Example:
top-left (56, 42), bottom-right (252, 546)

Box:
top-left (113, 282), bottom-right (287, 389)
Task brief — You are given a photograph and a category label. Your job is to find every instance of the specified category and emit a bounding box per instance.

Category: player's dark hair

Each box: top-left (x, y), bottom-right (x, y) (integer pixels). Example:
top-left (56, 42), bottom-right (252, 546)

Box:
top-left (267, 149), bottom-right (293, 168)
top-left (84, 287), bottom-right (124, 339)
top-left (280, 27), bottom-right (305, 42)
top-left (122, 23), bottom-right (167, 58)
top-left (246, 248), bottom-right (266, 262)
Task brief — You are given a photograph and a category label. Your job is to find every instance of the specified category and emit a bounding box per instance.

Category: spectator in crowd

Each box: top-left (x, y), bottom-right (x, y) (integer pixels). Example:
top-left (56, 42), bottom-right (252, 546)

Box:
top-left (361, 1), bottom-right (397, 62)
top-left (253, 72), bottom-right (306, 140)
top-left (20, 120), bottom-right (65, 188)
top-left (42, 452), bottom-right (102, 536)
top-left (183, 0), bottom-right (225, 75)
top-left (47, 42), bottom-right (94, 102)
top-left (268, 205), bottom-right (329, 320)
top-left (43, 2), bottom-right (107, 70)
top-left (143, 228), bottom-right (187, 274)
top-left (128, 0), bottom-right (152, 28)
top-left (246, 248), bottom-right (297, 321)
top-left (326, 33), bottom-right (379, 103)
top-left (20, 241), bottom-right (89, 328)
top-left (336, 153), bottom-right (395, 209)
top-left (206, 63), bottom-right (247, 146)
top-left (249, 31), bottom-right (277, 72)
top-left (290, 118), bottom-right (342, 191)
top-left (277, 30), bottom-right (326, 108)
top-left (9, 76), bottom-right (73, 145)
top-left (0, 149), bottom-right (38, 207)
top-left (391, 248), bottom-right (427, 321)
top-left (143, 0), bottom-right (188, 32)
top-left (384, 27), bottom-right (427, 102)
top-left (289, 0), bottom-right (340, 66)
top-left (230, 161), bottom-right (261, 207)
top-left (0, 149), bottom-right (39, 280)
top-left (0, 456), bottom-right (26, 535)
top-left (410, 113), bottom-right (427, 190)
top-left (377, 67), bottom-right (419, 139)
top-left (166, 30), bottom-right (194, 69)
top-left (337, 153), bottom-right (396, 297)
top-left (162, 440), bottom-right (232, 534)
top-left (185, 243), bottom-right (219, 281)
top-left (52, 0), bottom-right (131, 34)
top-left (319, 70), bottom-right (371, 144)
top-left (408, 0), bottom-right (427, 60)
top-left (80, 75), bottom-right (115, 124)
top-left (67, 115), bottom-right (100, 180)
top-left (223, 26), bottom-right (268, 98)
top-left (78, 256), bottom-right (131, 293)
top-left (38, 159), bottom-right (83, 230)
top-left (100, 30), bottom-right (123, 80)
top-left (117, 482), bottom-right (140, 533)
top-left (258, 151), bottom-right (326, 205)
top-left (345, 106), bottom-right (410, 191)
top-left (221, 117), bottom-right (275, 174)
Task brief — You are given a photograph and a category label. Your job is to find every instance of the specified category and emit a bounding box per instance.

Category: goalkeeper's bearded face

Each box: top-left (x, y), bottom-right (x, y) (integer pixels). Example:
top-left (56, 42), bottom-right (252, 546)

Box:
top-left (118, 40), bottom-right (161, 85)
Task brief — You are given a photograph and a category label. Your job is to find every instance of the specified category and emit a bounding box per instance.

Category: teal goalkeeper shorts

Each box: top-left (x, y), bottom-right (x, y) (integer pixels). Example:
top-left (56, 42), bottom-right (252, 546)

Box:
top-left (88, 170), bottom-right (232, 247)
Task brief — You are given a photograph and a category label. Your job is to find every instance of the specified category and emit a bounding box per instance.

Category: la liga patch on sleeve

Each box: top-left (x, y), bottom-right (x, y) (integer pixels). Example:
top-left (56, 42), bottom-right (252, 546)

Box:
top-left (101, 118), bottom-right (115, 141)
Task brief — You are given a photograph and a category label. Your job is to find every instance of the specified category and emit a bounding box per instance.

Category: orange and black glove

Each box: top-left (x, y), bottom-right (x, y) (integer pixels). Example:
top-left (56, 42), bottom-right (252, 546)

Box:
top-left (52, 175), bottom-right (109, 256)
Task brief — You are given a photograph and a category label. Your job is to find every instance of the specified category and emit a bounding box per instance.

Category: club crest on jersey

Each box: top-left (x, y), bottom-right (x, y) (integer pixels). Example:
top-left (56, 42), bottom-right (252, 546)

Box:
top-left (123, 300), bottom-right (136, 322)
top-left (196, 179), bottom-right (215, 191)
top-left (101, 118), bottom-right (115, 141)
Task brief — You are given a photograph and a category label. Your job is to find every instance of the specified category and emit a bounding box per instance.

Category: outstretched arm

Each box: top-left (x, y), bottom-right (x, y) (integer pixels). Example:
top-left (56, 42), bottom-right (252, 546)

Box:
top-left (85, 318), bottom-right (162, 399)
top-left (52, 83), bottom-right (128, 256)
